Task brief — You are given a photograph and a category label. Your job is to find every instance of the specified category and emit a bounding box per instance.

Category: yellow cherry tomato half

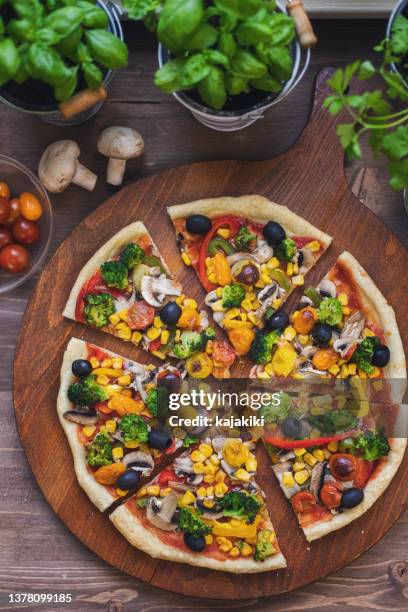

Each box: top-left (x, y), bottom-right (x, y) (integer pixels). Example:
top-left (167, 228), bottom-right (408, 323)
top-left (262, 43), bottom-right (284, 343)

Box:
top-left (0, 182), bottom-right (10, 199)
top-left (186, 352), bottom-right (213, 379)
top-left (19, 192), bottom-right (43, 221)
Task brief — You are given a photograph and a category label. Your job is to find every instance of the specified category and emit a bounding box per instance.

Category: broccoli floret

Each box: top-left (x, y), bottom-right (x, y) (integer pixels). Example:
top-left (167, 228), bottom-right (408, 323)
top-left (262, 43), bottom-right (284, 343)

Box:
top-left (351, 336), bottom-right (380, 374)
top-left (218, 491), bottom-right (261, 524)
top-left (259, 392), bottom-right (291, 423)
top-left (119, 414), bottom-right (149, 443)
top-left (120, 243), bottom-right (145, 269)
top-left (68, 374), bottom-right (107, 406)
top-left (173, 331), bottom-right (204, 359)
top-left (222, 284), bottom-right (246, 308)
top-left (249, 330), bottom-right (281, 364)
top-left (354, 431), bottom-right (390, 460)
top-left (276, 238), bottom-right (296, 262)
top-left (203, 327), bottom-right (216, 341)
top-left (146, 388), bottom-right (158, 416)
top-left (178, 507), bottom-right (212, 538)
top-left (234, 225), bottom-right (256, 251)
top-left (182, 434), bottom-right (199, 447)
top-left (100, 261), bottom-right (129, 290)
top-left (86, 432), bottom-right (113, 467)
top-left (318, 297), bottom-right (343, 326)
top-left (253, 529), bottom-right (276, 561)
top-left (83, 292), bottom-right (115, 328)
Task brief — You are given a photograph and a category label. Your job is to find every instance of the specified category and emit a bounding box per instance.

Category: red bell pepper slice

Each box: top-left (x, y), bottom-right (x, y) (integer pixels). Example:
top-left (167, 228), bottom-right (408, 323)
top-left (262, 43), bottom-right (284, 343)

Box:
top-left (197, 215), bottom-right (243, 292)
top-left (263, 429), bottom-right (356, 449)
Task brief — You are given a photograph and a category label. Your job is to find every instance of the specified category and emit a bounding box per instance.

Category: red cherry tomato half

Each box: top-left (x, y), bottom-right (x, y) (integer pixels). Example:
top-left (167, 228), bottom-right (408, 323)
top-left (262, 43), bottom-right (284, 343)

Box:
top-left (319, 482), bottom-right (343, 509)
top-left (12, 217), bottom-right (40, 245)
top-left (4, 198), bottom-right (20, 227)
top-left (0, 196), bottom-right (10, 224)
top-left (0, 244), bottom-right (30, 274)
top-left (291, 491), bottom-right (316, 514)
top-left (0, 227), bottom-right (13, 250)
top-left (329, 453), bottom-right (357, 482)
top-left (354, 459), bottom-right (374, 488)
top-left (127, 300), bottom-right (155, 330)
top-left (157, 468), bottom-right (177, 486)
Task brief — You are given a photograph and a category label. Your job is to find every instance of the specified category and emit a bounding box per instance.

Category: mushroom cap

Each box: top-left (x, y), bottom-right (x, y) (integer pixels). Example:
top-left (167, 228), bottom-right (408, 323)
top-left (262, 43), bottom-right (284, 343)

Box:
top-left (97, 126), bottom-right (144, 160)
top-left (38, 140), bottom-right (81, 193)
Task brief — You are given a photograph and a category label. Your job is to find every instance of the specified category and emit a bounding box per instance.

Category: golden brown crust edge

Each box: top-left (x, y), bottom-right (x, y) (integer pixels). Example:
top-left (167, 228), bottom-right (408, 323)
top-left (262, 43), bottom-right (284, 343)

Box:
top-left (167, 195), bottom-right (333, 249)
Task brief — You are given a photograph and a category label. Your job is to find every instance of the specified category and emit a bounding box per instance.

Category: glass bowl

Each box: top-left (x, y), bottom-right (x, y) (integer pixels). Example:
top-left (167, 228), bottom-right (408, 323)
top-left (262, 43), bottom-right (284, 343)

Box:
top-left (0, 155), bottom-right (53, 294)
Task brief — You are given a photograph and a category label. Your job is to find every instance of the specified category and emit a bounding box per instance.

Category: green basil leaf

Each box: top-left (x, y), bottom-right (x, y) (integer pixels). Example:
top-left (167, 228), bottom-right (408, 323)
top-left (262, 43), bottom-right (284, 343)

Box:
top-left (85, 30), bottom-right (129, 69)
top-left (0, 16), bottom-right (5, 36)
top-left (236, 21), bottom-right (272, 45)
top-left (10, 0), bottom-right (44, 22)
top-left (13, 44), bottom-right (30, 84)
top-left (268, 13), bottom-right (296, 46)
top-left (27, 43), bottom-right (71, 86)
top-left (83, 61), bottom-right (103, 89)
top-left (36, 27), bottom-right (63, 46)
top-left (251, 72), bottom-right (282, 92)
top-left (7, 19), bottom-right (36, 42)
top-left (226, 73), bottom-right (248, 95)
top-left (187, 23), bottom-right (218, 50)
top-left (198, 65), bottom-right (227, 110)
top-left (180, 53), bottom-right (210, 87)
top-left (56, 26), bottom-right (83, 60)
top-left (231, 49), bottom-right (267, 79)
top-left (123, 0), bottom-right (163, 21)
top-left (76, 41), bottom-right (93, 64)
top-left (266, 46), bottom-right (292, 81)
top-left (202, 48), bottom-right (229, 67)
top-left (154, 57), bottom-right (186, 93)
top-left (218, 32), bottom-right (236, 58)
top-left (54, 66), bottom-right (78, 101)
top-left (0, 38), bottom-right (20, 86)
top-left (157, 0), bottom-right (204, 53)
top-left (78, 1), bottom-right (109, 29)
top-left (214, 0), bottom-right (263, 19)
top-left (218, 11), bottom-right (237, 33)
top-left (44, 7), bottom-right (84, 38)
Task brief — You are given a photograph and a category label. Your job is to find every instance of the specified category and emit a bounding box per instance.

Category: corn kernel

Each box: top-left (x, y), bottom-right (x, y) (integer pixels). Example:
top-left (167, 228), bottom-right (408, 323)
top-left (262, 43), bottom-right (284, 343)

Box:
top-left (137, 486), bottom-right (147, 498)
top-left (203, 474), bottom-right (215, 484)
top-left (305, 240), bottom-right (320, 252)
top-left (284, 326), bottom-right (296, 341)
top-left (286, 262), bottom-right (294, 276)
top-left (294, 447), bottom-right (306, 457)
top-left (293, 461), bottom-right (306, 472)
top-left (109, 313), bottom-right (121, 326)
top-left (184, 298), bottom-right (198, 310)
top-left (214, 482), bottom-right (228, 497)
top-left (179, 490), bottom-right (196, 507)
top-left (363, 327), bottom-right (376, 338)
top-left (235, 468), bottom-right (250, 482)
top-left (118, 374), bottom-right (131, 386)
top-left (90, 357), bottom-right (100, 369)
top-left (294, 469), bottom-right (310, 485)
top-left (264, 363), bottom-right (275, 376)
top-left (348, 363), bottom-right (357, 375)
top-left (241, 542), bottom-right (253, 557)
top-left (191, 450), bottom-right (207, 463)
top-left (312, 449), bottom-right (325, 462)
top-left (245, 457), bottom-right (257, 472)
top-left (131, 331), bottom-right (142, 344)
top-left (342, 306), bottom-right (350, 315)
top-left (230, 546), bottom-right (240, 557)
top-left (147, 327), bottom-right (161, 341)
top-left (327, 440), bottom-right (338, 453)
top-left (203, 463), bottom-right (218, 475)
top-left (240, 299), bottom-right (252, 312)
top-left (112, 447), bottom-right (124, 460)
top-left (181, 251), bottom-right (191, 266)
top-left (160, 330), bottom-right (170, 345)
top-left (225, 307), bottom-right (241, 320)
top-left (217, 227), bottom-right (231, 239)
top-left (105, 419), bottom-right (117, 433)
top-left (218, 539), bottom-right (233, 552)
top-left (328, 363), bottom-right (340, 376)
top-left (117, 328), bottom-right (132, 340)
top-left (282, 471), bottom-right (295, 488)
top-left (160, 487), bottom-right (172, 497)
top-left (338, 293), bottom-right (348, 306)
top-left (206, 486), bottom-right (214, 498)
top-left (153, 316), bottom-right (162, 328)
top-left (151, 350), bottom-right (166, 360)
top-left (101, 358), bottom-right (113, 368)
top-left (205, 534), bottom-right (213, 545)
top-left (267, 257), bottom-right (280, 269)
top-left (116, 488), bottom-right (128, 497)
top-left (193, 462), bottom-right (205, 474)
top-left (146, 485), bottom-right (160, 496)
top-left (272, 298), bottom-right (282, 309)
top-left (199, 443), bottom-right (213, 458)
top-left (118, 309), bottom-right (128, 322)
top-left (215, 470), bottom-right (226, 482)
top-left (210, 453), bottom-right (220, 466)
top-left (82, 425), bottom-right (96, 438)
top-left (96, 374), bottom-right (110, 386)
top-left (292, 274), bottom-right (304, 286)
top-left (197, 486), bottom-right (207, 498)
top-left (247, 312), bottom-right (259, 326)
top-left (125, 440), bottom-right (139, 449)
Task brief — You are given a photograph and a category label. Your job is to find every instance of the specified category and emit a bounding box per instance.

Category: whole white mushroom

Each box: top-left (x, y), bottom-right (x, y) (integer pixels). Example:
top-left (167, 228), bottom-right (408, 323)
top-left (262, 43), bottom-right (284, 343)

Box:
top-left (97, 126), bottom-right (144, 186)
top-left (38, 140), bottom-right (97, 193)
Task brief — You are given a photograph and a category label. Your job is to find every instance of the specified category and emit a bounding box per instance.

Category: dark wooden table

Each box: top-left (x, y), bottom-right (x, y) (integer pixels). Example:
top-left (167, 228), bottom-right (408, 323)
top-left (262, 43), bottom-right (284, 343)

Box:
top-left (1, 18), bottom-right (407, 612)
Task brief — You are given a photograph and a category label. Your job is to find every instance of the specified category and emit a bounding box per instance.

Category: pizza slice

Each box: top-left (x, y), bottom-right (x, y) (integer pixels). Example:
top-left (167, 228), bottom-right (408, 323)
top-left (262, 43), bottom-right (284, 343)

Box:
top-left (58, 338), bottom-right (186, 511)
top-left (110, 435), bottom-right (286, 572)
top-left (63, 222), bottom-right (236, 377)
top-left (167, 196), bottom-right (332, 358)
top-left (250, 251), bottom-right (405, 381)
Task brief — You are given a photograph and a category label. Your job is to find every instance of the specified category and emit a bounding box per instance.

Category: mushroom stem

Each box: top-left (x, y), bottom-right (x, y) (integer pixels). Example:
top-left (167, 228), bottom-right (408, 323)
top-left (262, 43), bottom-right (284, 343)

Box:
top-left (107, 157), bottom-right (126, 186)
top-left (72, 163), bottom-right (98, 191)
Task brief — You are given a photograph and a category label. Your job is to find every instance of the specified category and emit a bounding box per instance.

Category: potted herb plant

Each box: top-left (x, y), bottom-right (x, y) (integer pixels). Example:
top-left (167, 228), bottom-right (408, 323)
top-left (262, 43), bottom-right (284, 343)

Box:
top-left (124, 0), bottom-right (313, 131)
top-left (324, 8), bottom-right (408, 191)
top-left (0, 0), bottom-right (129, 125)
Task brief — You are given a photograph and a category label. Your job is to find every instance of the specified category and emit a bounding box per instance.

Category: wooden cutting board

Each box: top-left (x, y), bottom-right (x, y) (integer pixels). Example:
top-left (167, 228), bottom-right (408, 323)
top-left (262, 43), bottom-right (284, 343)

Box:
top-left (13, 68), bottom-right (408, 599)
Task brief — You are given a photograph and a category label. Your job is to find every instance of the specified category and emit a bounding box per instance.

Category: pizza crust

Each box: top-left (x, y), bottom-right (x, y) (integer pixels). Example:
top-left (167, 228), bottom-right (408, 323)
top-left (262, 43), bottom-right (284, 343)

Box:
top-left (57, 338), bottom-right (117, 512)
top-left (63, 222), bottom-right (170, 321)
top-left (167, 195), bottom-right (333, 249)
top-left (110, 504), bottom-right (287, 573)
top-left (335, 252), bottom-right (406, 382)
top-left (303, 437), bottom-right (407, 542)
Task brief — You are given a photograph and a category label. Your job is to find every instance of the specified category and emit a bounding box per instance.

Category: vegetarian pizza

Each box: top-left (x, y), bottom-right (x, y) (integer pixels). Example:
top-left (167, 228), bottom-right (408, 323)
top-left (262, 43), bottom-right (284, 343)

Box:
top-left (63, 222), bottom-right (237, 377)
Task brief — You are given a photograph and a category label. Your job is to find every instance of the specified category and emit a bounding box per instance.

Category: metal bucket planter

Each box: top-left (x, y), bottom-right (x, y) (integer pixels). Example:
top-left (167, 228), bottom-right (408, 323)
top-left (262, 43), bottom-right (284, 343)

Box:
top-left (0, 1), bottom-right (123, 126)
top-left (386, 0), bottom-right (408, 88)
top-left (158, 4), bottom-right (311, 132)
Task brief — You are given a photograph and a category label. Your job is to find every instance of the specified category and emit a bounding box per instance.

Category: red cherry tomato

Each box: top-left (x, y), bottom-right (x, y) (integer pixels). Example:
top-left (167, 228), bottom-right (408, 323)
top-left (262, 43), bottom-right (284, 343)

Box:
top-left (12, 217), bottom-right (40, 245)
top-left (329, 453), bottom-right (357, 482)
top-left (4, 198), bottom-right (20, 227)
top-left (291, 491), bottom-right (316, 514)
top-left (0, 244), bottom-right (30, 274)
top-left (319, 482), bottom-right (343, 508)
top-left (212, 340), bottom-right (236, 366)
top-left (0, 196), bottom-right (10, 224)
top-left (127, 300), bottom-right (155, 330)
top-left (354, 459), bottom-right (374, 488)
top-left (157, 468), bottom-right (177, 486)
top-left (0, 227), bottom-right (13, 250)
top-left (0, 182), bottom-right (10, 199)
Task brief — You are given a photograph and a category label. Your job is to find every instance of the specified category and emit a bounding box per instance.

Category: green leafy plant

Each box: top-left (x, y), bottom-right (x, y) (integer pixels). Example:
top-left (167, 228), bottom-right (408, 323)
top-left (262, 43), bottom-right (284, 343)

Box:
top-left (0, 0), bottom-right (128, 102)
top-left (124, 0), bottom-right (296, 110)
top-left (324, 15), bottom-right (408, 190)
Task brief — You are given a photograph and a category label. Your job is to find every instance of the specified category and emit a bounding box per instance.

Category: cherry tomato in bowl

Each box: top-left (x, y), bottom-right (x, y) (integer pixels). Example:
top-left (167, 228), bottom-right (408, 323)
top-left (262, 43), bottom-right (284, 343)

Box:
top-left (19, 192), bottom-right (43, 221)
top-left (0, 196), bottom-right (10, 224)
top-left (0, 227), bottom-right (13, 250)
top-left (0, 244), bottom-right (30, 274)
top-left (0, 182), bottom-right (10, 199)
top-left (4, 198), bottom-right (20, 227)
top-left (12, 218), bottom-right (40, 245)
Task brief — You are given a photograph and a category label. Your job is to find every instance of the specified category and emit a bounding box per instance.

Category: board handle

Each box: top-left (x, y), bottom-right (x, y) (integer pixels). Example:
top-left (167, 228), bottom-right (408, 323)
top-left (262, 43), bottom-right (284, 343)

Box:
top-left (287, 0), bottom-right (318, 49)
top-left (59, 86), bottom-right (107, 119)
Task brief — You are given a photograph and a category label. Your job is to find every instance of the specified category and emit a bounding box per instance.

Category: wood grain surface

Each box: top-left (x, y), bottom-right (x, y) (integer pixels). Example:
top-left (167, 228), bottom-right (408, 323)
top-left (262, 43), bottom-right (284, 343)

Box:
top-left (1, 19), bottom-right (408, 612)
